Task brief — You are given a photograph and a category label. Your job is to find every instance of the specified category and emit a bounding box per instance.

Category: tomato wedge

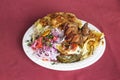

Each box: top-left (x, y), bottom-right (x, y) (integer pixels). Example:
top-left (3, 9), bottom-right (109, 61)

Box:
top-left (71, 43), bottom-right (78, 51)
top-left (36, 37), bottom-right (43, 48)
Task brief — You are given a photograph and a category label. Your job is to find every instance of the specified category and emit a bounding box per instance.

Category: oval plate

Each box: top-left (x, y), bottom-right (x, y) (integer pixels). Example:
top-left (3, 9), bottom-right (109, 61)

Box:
top-left (22, 20), bottom-right (106, 71)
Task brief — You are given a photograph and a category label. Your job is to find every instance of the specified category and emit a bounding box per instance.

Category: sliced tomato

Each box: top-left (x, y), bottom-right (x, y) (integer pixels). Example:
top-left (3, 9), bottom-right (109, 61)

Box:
top-left (71, 43), bottom-right (78, 51)
top-left (36, 37), bottom-right (43, 48)
top-left (37, 37), bottom-right (43, 42)
top-left (36, 43), bottom-right (42, 48)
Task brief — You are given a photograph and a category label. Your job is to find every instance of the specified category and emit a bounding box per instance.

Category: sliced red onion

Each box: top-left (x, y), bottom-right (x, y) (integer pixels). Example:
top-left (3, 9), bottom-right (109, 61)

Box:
top-left (33, 44), bottom-right (59, 62)
top-left (51, 28), bottom-right (64, 37)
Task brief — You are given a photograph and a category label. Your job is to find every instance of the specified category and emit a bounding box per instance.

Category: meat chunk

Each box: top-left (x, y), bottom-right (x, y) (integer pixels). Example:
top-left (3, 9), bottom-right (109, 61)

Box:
top-left (81, 23), bottom-right (90, 36)
top-left (71, 34), bottom-right (80, 43)
top-left (68, 23), bottom-right (78, 32)
top-left (64, 24), bottom-right (78, 36)
top-left (65, 33), bottom-right (74, 42)
top-left (63, 22), bottom-right (90, 48)
top-left (65, 27), bottom-right (74, 36)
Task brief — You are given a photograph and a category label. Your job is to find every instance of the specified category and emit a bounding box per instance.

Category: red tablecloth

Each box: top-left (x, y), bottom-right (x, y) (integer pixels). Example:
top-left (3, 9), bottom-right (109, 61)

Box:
top-left (0, 0), bottom-right (120, 80)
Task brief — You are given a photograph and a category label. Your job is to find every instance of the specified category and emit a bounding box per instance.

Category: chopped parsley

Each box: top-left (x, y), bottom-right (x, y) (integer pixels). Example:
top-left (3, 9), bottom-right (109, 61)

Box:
top-left (46, 34), bottom-right (53, 39)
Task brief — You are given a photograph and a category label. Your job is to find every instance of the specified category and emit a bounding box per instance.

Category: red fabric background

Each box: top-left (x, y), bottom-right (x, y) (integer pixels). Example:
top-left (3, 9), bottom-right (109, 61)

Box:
top-left (0, 0), bottom-right (120, 80)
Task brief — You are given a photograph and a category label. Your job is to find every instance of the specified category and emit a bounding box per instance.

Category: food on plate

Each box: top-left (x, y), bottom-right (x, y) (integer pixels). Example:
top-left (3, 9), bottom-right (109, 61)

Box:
top-left (27, 12), bottom-right (104, 63)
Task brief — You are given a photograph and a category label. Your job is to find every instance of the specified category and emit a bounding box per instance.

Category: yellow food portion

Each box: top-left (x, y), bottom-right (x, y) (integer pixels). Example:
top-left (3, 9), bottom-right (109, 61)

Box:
top-left (42, 29), bottom-right (50, 37)
top-left (81, 31), bottom-right (104, 60)
top-left (34, 19), bottom-right (43, 32)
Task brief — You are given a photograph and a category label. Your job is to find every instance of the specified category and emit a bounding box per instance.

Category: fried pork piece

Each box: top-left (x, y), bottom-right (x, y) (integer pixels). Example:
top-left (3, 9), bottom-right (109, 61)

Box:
top-left (71, 34), bottom-right (80, 43)
top-left (63, 22), bottom-right (90, 49)
top-left (65, 33), bottom-right (74, 42)
top-left (81, 23), bottom-right (90, 36)
top-left (64, 23), bottom-right (78, 35)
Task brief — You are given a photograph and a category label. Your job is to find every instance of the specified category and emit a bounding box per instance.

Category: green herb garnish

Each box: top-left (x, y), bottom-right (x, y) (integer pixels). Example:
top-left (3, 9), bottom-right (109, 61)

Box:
top-left (49, 43), bottom-right (52, 47)
top-left (77, 50), bottom-right (80, 52)
top-left (27, 42), bottom-right (32, 46)
top-left (51, 62), bottom-right (56, 65)
top-left (26, 40), bottom-right (30, 42)
top-left (46, 34), bottom-right (53, 39)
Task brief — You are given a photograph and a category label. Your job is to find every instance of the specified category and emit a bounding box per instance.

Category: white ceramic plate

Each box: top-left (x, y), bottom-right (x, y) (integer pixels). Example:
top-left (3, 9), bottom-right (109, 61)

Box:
top-left (22, 20), bottom-right (106, 71)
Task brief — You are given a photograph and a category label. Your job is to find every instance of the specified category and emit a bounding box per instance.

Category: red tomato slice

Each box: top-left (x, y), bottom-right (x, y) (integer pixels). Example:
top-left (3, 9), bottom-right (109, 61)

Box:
top-left (71, 43), bottom-right (78, 51)
top-left (36, 37), bottom-right (43, 48)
